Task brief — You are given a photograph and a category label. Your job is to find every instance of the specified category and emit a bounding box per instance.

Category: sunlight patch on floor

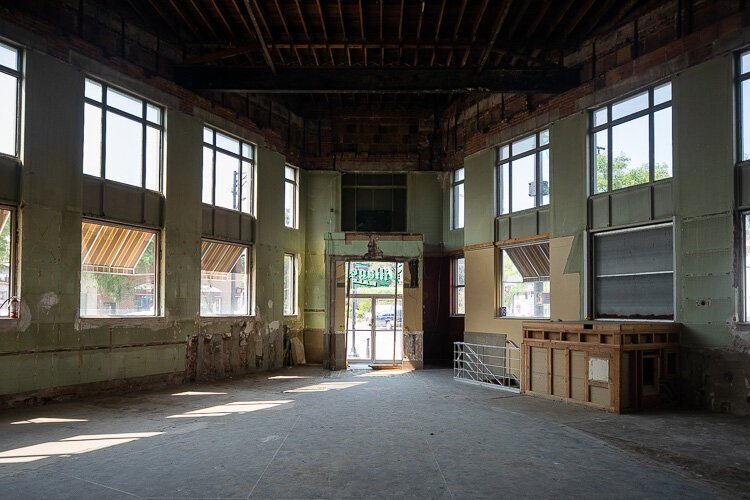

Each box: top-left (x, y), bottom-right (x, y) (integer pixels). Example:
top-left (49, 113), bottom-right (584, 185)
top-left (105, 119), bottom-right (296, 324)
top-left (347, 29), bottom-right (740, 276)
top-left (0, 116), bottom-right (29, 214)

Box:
top-left (166, 400), bottom-right (294, 419)
top-left (10, 417), bottom-right (89, 425)
top-left (283, 382), bottom-right (366, 393)
top-left (171, 391), bottom-right (228, 396)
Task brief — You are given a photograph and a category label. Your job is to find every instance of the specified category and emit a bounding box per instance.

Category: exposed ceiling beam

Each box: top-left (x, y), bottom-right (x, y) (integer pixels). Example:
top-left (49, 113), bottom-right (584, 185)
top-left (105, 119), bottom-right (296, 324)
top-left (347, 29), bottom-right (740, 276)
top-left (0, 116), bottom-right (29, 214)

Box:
top-left (242, 0), bottom-right (276, 74)
top-left (294, 0), bottom-right (319, 66)
top-left (446, 0), bottom-right (467, 67)
top-left (174, 66), bottom-right (580, 93)
top-left (461, 0), bottom-right (489, 67)
top-left (477, 0), bottom-right (513, 73)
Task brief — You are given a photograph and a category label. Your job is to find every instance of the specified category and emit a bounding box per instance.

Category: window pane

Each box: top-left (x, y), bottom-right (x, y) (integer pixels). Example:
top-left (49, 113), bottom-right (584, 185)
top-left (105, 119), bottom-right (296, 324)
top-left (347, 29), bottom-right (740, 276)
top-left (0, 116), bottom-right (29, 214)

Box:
top-left (145, 126), bottom-right (160, 191)
top-left (85, 79), bottom-right (102, 102)
top-left (242, 142), bottom-right (253, 160)
top-left (202, 147), bottom-right (213, 204)
top-left (83, 104), bottom-right (102, 177)
top-left (285, 181), bottom-right (295, 227)
top-left (595, 225), bottom-right (673, 276)
top-left (742, 80), bottom-right (750, 161)
top-left (200, 242), bottom-right (248, 316)
top-left (106, 87), bottom-right (143, 117)
top-left (283, 254), bottom-right (295, 315)
top-left (501, 247), bottom-right (550, 318)
top-left (0, 209), bottom-right (11, 316)
top-left (80, 222), bottom-right (157, 317)
top-left (454, 167), bottom-right (464, 182)
top-left (540, 149), bottom-right (550, 206)
top-left (746, 214), bottom-right (750, 320)
top-left (215, 151), bottom-right (240, 210)
top-left (242, 161), bottom-right (253, 214)
top-left (146, 103), bottom-right (161, 125)
top-left (593, 107), bottom-right (608, 127)
top-left (742, 52), bottom-right (750, 75)
top-left (593, 130), bottom-right (608, 194)
top-left (285, 165), bottom-right (296, 181)
top-left (512, 134), bottom-right (536, 156)
top-left (539, 129), bottom-right (550, 146)
top-left (653, 82), bottom-right (672, 105)
top-left (611, 115), bottom-right (649, 190)
top-left (0, 42), bottom-right (18, 71)
top-left (456, 257), bottom-right (465, 286)
top-left (611, 91), bottom-right (648, 120)
top-left (203, 127), bottom-right (213, 144)
top-left (105, 111), bottom-right (143, 187)
top-left (511, 155), bottom-right (536, 212)
top-left (654, 108), bottom-right (672, 180)
top-left (595, 274), bottom-right (673, 320)
top-left (0, 72), bottom-right (18, 156)
top-left (216, 132), bottom-right (239, 154)
top-left (455, 287), bottom-right (465, 315)
top-left (498, 163), bottom-right (510, 215)
top-left (454, 182), bottom-right (464, 229)
top-left (499, 145), bottom-right (510, 161)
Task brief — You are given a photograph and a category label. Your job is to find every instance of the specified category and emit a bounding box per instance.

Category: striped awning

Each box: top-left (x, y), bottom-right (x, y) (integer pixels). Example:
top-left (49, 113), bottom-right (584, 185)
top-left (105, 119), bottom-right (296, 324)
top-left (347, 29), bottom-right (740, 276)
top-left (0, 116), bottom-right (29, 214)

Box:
top-left (0, 210), bottom-right (8, 235)
top-left (201, 241), bottom-right (245, 274)
top-left (505, 243), bottom-right (550, 281)
top-left (81, 222), bottom-right (154, 275)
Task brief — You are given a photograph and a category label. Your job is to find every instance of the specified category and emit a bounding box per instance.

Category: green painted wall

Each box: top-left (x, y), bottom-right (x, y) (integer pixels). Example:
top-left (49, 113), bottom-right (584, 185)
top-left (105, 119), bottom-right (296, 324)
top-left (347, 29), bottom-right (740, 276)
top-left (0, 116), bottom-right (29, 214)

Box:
top-left (464, 149), bottom-right (495, 246)
top-left (407, 172), bottom-right (443, 250)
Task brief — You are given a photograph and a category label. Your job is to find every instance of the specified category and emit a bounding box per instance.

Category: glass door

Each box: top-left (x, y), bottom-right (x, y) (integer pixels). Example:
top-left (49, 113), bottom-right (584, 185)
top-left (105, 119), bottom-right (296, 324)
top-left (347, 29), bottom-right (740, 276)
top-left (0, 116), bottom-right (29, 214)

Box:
top-left (373, 298), bottom-right (403, 363)
top-left (347, 297), bottom-right (373, 362)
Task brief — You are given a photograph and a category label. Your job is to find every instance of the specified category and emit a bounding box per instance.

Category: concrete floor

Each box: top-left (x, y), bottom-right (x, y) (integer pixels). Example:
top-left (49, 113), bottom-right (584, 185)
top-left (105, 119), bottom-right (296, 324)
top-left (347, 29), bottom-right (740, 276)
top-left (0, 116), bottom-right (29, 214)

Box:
top-left (0, 367), bottom-right (748, 499)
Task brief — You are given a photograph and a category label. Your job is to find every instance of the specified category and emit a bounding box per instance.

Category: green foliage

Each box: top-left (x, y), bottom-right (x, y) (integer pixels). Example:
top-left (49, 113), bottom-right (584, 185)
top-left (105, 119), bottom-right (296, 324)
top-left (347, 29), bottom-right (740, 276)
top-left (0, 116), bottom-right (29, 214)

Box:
top-left (93, 273), bottom-right (128, 302)
top-left (0, 219), bottom-right (9, 268)
top-left (595, 152), bottom-right (670, 193)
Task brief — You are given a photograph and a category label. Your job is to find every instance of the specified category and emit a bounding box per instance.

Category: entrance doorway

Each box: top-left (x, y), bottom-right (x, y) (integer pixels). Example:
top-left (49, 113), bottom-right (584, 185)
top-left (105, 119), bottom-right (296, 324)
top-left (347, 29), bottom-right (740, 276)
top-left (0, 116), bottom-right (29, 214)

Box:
top-left (345, 261), bottom-right (404, 365)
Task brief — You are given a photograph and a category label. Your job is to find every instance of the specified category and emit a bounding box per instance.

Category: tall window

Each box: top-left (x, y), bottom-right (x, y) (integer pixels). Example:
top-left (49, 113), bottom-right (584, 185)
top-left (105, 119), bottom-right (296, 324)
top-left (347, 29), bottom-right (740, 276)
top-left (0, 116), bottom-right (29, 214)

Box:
top-left (202, 126), bottom-right (255, 214)
top-left (284, 165), bottom-right (298, 228)
top-left (744, 214), bottom-right (750, 321)
top-left (739, 51), bottom-right (750, 160)
top-left (498, 241), bottom-right (550, 318)
top-left (593, 224), bottom-right (674, 320)
top-left (200, 240), bottom-right (249, 316)
top-left (591, 82), bottom-right (672, 194)
top-left (452, 256), bottom-right (465, 315)
top-left (341, 173), bottom-right (407, 232)
top-left (452, 168), bottom-right (465, 229)
top-left (83, 78), bottom-right (163, 191)
top-left (496, 129), bottom-right (550, 215)
top-left (283, 253), bottom-right (297, 316)
top-left (80, 221), bottom-right (159, 317)
top-left (0, 207), bottom-right (14, 317)
top-left (0, 41), bottom-right (21, 157)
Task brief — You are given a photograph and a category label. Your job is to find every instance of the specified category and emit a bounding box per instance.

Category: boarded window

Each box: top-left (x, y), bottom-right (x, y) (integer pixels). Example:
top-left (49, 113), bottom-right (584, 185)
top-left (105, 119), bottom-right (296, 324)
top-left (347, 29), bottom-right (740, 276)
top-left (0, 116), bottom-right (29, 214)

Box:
top-left (593, 224), bottom-right (674, 320)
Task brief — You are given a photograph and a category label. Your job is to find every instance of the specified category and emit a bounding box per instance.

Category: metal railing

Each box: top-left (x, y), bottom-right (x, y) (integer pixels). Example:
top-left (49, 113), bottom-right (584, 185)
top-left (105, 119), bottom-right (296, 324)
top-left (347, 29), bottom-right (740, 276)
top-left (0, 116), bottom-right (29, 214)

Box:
top-left (453, 341), bottom-right (521, 393)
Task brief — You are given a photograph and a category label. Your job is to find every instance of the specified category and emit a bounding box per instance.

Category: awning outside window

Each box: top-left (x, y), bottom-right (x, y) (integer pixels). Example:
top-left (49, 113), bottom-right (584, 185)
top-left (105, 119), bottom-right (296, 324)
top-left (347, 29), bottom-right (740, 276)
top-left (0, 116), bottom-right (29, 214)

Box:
top-left (0, 210), bottom-right (9, 235)
top-left (505, 242), bottom-right (550, 281)
top-left (81, 222), bottom-right (154, 275)
top-left (201, 241), bottom-right (245, 277)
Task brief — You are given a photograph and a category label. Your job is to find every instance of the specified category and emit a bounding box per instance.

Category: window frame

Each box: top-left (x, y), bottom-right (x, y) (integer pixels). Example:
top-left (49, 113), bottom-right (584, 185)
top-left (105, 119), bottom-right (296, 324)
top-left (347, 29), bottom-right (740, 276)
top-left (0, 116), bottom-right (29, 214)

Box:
top-left (495, 129), bottom-right (550, 216)
top-left (451, 168), bottom-right (465, 230)
top-left (589, 82), bottom-right (673, 195)
top-left (0, 39), bottom-right (22, 159)
top-left (0, 205), bottom-right (16, 319)
top-left (284, 165), bottom-right (299, 229)
top-left (199, 238), bottom-right (251, 318)
top-left (590, 221), bottom-right (675, 322)
top-left (737, 50), bottom-right (750, 164)
top-left (497, 240), bottom-right (551, 319)
top-left (79, 218), bottom-right (161, 319)
top-left (83, 77), bottom-right (164, 191)
top-left (202, 125), bottom-right (256, 215)
top-left (742, 213), bottom-right (750, 322)
top-left (451, 255), bottom-right (465, 316)
top-left (283, 253), bottom-right (298, 316)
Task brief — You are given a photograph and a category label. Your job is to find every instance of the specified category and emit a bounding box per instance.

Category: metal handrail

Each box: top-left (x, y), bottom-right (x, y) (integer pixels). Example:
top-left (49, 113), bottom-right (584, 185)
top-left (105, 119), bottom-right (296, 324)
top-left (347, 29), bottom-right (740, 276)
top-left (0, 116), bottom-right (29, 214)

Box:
top-left (454, 341), bottom-right (521, 393)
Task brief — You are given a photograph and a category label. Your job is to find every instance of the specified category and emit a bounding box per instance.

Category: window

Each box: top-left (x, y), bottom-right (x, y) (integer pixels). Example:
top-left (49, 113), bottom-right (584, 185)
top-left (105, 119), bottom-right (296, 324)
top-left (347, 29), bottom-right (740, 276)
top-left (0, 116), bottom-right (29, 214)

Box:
top-left (83, 79), bottom-right (163, 190)
top-left (80, 221), bottom-right (158, 317)
top-left (0, 207), bottom-right (14, 317)
top-left (496, 129), bottom-right (550, 215)
top-left (593, 224), bottom-right (674, 320)
top-left (452, 256), bottom-right (465, 315)
top-left (200, 240), bottom-right (249, 316)
top-left (452, 168), bottom-right (465, 229)
top-left (739, 51), bottom-right (750, 160)
top-left (591, 82), bottom-right (672, 194)
top-left (0, 41), bottom-right (21, 157)
top-left (284, 165), bottom-right (298, 228)
top-left (283, 253), bottom-right (297, 316)
top-left (743, 214), bottom-right (750, 321)
top-left (498, 242), bottom-right (550, 318)
top-left (341, 173), bottom-right (407, 232)
top-left (202, 126), bottom-right (255, 214)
